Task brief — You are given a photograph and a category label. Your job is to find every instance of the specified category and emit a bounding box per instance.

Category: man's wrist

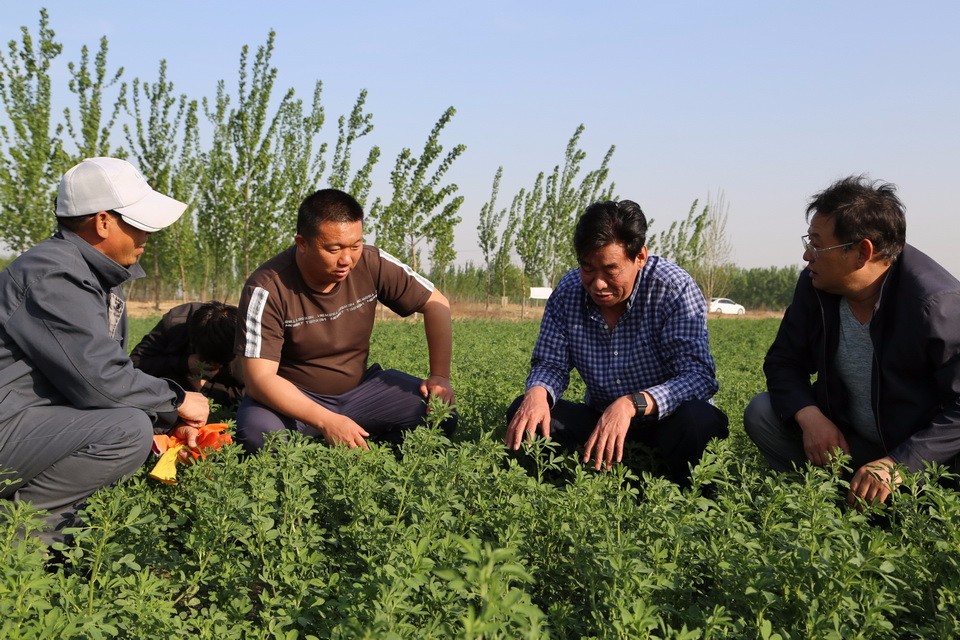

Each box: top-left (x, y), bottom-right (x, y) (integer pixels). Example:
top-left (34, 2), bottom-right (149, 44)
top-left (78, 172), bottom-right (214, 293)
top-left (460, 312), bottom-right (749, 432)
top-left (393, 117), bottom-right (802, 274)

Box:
top-left (794, 405), bottom-right (824, 431)
top-left (631, 391), bottom-right (647, 416)
top-left (631, 391), bottom-right (656, 422)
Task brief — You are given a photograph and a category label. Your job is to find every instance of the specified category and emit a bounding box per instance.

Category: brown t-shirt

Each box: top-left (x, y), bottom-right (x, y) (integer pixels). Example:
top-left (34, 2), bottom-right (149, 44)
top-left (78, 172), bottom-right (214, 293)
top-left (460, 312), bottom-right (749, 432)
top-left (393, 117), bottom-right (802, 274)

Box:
top-left (236, 245), bottom-right (433, 396)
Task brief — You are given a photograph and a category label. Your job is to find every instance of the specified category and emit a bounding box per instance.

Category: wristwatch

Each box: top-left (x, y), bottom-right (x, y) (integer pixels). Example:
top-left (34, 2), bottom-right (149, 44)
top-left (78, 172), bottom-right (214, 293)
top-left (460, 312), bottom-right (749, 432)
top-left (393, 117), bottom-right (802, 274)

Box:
top-left (631, 391), bottom-right (648, 417)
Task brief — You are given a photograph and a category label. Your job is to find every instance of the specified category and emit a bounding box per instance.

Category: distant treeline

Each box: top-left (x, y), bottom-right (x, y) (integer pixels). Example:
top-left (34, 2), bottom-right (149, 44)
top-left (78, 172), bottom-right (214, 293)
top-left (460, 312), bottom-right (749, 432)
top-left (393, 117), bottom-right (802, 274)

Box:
top-left (437, 262), bottom-right (801, 312)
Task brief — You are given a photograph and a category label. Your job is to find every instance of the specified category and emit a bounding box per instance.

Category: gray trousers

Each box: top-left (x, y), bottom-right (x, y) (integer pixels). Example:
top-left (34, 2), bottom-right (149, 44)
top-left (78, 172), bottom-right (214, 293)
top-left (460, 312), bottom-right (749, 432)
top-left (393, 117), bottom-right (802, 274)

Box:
top-left (0, 405), bottom-right (155, 544)
top-left (235, 364), bottom-right (458, 453)
top-left (744, 392), bottom-right (890, 471)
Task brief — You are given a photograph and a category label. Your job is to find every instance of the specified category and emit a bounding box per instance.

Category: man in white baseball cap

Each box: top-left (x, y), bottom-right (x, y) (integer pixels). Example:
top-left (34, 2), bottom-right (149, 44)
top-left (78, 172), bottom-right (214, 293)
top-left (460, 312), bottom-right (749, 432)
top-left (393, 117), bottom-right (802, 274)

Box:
top-left (0, 157), bottom-right (209, 545)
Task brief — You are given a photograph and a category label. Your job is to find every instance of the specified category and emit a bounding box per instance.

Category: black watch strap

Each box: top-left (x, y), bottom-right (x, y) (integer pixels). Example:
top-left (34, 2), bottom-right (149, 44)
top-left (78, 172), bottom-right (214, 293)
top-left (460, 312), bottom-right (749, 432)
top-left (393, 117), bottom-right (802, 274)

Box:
top-left (632, 391), bottom-right (648, 416)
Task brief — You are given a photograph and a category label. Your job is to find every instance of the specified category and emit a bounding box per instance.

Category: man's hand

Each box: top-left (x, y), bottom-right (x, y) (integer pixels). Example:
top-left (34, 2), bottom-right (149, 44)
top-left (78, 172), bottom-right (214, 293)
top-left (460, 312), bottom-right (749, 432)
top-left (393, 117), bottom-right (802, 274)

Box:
top-left (505, 386), bottom-right (551, 450)
top-left (168, 422), bottom-right (200, 462)
top-left (177, 390), bottom-right (210, 428)
top-left (319, 413), bottom-right (370, 450)
top-left (420, 374), bottom-right (456, 406)
top-left (848, 456), bottom-right (902, 507)
top-left (583, 395), bottom-right (636, 471)
top-left (795, 406), bottom-right (849, 466)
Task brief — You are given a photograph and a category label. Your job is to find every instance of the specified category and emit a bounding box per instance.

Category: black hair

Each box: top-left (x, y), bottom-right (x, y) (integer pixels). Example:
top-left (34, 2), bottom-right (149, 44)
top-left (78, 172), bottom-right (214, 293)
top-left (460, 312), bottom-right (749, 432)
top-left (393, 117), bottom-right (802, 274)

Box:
top-left (187, 301), bottom-right (239, 365)
top-left (56, 214), bottom-right (94, 233)
top-left (806, 175), bottom-right (906, 262)
top-left (296, 189), bottom-right (364, 238)
top-left (573, 200), bottom-right (647, 260)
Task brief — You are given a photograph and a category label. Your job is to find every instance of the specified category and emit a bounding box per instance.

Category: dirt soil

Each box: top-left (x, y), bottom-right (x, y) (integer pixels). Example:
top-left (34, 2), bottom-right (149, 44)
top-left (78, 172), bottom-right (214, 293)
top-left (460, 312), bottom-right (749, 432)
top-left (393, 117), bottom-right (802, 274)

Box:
top-left (126, 299), bottom-right (549, 321)
top-left (127, 299), bottom-right (780, 321)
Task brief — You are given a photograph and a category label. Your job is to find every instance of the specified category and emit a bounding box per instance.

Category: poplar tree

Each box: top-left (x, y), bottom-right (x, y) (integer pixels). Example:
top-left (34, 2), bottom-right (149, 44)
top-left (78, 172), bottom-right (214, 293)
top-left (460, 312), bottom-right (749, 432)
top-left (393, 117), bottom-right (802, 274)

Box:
top-left (542, 125), bottom-right (616, 287)
top-left (195, 32), bottom-right (380, 296)
top-left (425, 203), bottom-right (461, 289)
top-left (196, 32), bottom-right (325, 289)
top-left (328, 88), bottom-right (380, 207)
top-left (123, 60), bottom-right (201, 306)
top-left (647, 199), bottom-right (709, 274)
top-left (63, 36), bottom-right (125, 160)
top-left (196, 80), bottom-right (238, 299)
top-left (513, 173), bottom-right (548, 319)
top-left (225, 32), bottom-right (312, 278)
top-left (368, 106), bottom-right (466, 273)
top-left (493, 202), bottom-right (519, 305)
top-left (0, 9), bottom-right (68, 252)
top-left (476, 166), bottom-right (505, 308)
top-left (691, 189), bottom-right (734, 301)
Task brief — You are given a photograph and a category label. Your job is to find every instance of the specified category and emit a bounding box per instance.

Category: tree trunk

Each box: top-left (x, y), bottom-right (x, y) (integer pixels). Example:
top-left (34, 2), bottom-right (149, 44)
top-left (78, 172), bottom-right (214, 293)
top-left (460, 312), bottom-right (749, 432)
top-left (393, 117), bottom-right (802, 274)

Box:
top-left (520, 273), bottom-right (527, 320)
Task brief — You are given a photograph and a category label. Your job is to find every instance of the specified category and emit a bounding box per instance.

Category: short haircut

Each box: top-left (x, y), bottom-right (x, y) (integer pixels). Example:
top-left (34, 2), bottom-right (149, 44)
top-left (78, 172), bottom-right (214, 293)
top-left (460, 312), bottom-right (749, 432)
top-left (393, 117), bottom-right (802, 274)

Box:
top-left (806, 175), bottom-right (906, 262)
top-left (56, 208), bottom-right (113, 233)
top-left (296, 189), bottom-right (364, 238)
top-left (56, 214), bottom-right (95, 233)
top-left (188, 301), bottom-right (239, 366)
top-left (573, 200), bottom-right (647, 261)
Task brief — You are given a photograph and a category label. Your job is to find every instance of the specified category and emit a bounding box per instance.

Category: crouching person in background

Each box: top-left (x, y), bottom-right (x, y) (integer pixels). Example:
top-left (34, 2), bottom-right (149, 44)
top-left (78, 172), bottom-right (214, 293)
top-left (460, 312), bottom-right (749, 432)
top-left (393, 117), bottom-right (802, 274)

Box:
top-left (0, 158), bottom-right (209, 543)
top-left (234, 188), bottom-right (457, 453)
top-left (131, 301), bottom-right (244, 414)
top-left (505, 199), bottom-right (728, 486)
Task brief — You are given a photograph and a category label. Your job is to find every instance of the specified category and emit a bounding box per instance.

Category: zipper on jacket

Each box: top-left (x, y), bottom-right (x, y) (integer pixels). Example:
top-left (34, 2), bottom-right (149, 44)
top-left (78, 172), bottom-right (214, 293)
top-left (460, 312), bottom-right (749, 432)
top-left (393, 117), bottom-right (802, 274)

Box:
top-left (814, 288), bottom-right (836, 420)
top-left (871, 349), bottom-right (889, 454)
top-left (869, 273), bottom-right (893, 455)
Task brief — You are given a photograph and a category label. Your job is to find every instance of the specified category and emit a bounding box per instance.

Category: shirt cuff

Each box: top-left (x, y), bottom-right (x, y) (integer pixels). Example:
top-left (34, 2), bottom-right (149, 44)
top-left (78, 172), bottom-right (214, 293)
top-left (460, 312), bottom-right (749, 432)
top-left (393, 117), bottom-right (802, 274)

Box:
top-left (165, 379), bottom-right (186, 408)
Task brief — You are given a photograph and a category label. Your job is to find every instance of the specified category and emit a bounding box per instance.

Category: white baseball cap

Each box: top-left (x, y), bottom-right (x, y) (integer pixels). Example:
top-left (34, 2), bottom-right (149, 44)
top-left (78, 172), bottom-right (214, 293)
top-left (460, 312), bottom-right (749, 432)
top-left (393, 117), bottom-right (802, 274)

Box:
top-left (56, 157), bottom-right (187, 232)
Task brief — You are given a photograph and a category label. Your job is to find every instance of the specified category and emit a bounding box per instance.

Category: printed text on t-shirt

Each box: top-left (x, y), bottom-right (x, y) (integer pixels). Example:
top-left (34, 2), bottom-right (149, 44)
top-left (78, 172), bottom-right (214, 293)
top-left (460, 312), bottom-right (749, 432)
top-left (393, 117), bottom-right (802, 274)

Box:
top-left (282, 292), bottom-right (378, 327)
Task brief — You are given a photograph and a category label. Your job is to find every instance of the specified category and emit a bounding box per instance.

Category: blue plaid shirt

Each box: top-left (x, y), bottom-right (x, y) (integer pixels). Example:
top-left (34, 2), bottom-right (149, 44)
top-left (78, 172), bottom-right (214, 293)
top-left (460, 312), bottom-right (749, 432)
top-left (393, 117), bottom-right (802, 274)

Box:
top-left (526, 255), bottom-right (719, 418)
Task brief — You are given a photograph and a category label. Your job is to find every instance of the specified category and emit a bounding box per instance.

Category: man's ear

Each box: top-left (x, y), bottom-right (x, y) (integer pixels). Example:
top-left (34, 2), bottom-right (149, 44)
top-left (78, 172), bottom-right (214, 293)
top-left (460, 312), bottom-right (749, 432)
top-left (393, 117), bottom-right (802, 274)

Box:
top-left (81, 211), bottom-right (113, 241)
top-left (635, 245), bottom-right (649, 269)
top-left (857, 238), bottom-right (876, 267)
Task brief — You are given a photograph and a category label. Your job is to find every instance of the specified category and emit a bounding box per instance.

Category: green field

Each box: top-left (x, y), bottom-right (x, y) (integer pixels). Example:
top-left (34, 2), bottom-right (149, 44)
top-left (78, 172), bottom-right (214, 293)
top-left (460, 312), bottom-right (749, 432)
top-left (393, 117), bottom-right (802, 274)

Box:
top-left (2, 317), bottom-right (958, 638)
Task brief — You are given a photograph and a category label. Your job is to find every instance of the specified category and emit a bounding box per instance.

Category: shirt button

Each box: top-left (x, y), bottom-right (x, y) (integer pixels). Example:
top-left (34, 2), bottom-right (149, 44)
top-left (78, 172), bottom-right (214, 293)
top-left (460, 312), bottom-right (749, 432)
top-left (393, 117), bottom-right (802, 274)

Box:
top-left (614, 350), bottom-right (618, 356)
top-left (616, 379), bottom-right (621, 384)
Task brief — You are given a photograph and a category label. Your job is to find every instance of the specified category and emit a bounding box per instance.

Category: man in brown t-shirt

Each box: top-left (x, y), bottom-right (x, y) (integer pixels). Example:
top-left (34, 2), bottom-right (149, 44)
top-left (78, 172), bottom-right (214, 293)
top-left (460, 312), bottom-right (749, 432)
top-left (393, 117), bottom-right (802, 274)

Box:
top-left (234, 188), bottom-right (457, 452)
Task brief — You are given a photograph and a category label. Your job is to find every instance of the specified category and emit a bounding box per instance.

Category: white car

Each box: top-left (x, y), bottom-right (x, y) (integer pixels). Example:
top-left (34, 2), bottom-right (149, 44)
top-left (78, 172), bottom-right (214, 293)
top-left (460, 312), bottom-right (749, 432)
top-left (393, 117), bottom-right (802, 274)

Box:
top-left (709, 297), bottom-right (746, 315)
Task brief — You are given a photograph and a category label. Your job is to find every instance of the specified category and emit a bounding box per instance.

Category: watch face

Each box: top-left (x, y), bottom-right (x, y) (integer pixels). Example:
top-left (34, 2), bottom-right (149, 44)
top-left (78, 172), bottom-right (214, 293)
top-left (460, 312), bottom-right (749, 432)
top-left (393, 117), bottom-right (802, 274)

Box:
top-left (633, 392), bottom-right (647, 412)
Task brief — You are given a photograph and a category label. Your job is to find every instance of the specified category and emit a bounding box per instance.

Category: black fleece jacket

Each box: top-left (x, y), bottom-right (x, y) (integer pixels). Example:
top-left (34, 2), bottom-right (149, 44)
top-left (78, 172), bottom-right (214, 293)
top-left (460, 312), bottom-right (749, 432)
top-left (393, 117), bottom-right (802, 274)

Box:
top-left (764, 244), bottom-right (960, 472)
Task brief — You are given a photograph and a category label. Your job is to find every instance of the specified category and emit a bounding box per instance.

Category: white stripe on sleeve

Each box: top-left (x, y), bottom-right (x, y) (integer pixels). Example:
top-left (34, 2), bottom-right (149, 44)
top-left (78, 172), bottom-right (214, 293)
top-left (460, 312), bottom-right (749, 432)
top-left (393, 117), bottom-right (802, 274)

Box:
top-left (243, 287), bottom-right (270, 358)
top-left (378, 248), bottom-right (435, 292)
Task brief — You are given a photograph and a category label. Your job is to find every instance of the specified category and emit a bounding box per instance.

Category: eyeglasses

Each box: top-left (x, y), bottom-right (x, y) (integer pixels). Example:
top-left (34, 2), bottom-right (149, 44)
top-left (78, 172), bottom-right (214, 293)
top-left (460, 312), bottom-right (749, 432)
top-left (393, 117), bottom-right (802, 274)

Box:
top-left (801, 235), bottom-right (855, 258)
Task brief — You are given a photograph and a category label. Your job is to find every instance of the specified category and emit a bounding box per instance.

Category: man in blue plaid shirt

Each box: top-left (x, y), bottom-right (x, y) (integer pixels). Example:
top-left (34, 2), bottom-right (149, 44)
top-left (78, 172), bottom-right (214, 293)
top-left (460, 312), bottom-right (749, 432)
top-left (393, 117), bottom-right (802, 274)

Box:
top-left (505, 199), bottom-right (728, 485)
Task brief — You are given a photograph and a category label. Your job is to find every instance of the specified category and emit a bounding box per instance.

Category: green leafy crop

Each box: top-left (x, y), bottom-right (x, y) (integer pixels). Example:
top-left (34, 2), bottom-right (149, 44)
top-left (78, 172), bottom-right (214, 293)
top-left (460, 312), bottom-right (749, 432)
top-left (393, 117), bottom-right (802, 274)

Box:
top-left (2, 318), bottom-right (958, 638)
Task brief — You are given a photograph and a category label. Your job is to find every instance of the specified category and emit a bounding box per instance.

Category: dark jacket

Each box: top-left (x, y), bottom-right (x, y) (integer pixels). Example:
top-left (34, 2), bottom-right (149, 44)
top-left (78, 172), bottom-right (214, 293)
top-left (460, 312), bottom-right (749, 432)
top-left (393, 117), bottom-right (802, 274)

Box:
top-left (765, 244), bottom-right (960, 472)
top-left (0, 229), bottom-right (182, 428)
top-left (130, 302), bottom-right (243, 410)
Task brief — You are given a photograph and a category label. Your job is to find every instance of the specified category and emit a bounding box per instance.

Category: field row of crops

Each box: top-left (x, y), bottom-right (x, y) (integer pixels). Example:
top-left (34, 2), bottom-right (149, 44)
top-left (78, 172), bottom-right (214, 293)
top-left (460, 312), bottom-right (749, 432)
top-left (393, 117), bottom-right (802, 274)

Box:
top-left (2, 318), bottom-right (958, 638)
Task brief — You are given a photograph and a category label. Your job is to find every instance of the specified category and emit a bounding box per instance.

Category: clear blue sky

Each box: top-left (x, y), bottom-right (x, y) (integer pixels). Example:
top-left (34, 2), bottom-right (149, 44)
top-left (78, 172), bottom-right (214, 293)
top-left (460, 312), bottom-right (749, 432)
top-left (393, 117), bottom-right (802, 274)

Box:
top-left (5, 2), bottom-right (959, 276)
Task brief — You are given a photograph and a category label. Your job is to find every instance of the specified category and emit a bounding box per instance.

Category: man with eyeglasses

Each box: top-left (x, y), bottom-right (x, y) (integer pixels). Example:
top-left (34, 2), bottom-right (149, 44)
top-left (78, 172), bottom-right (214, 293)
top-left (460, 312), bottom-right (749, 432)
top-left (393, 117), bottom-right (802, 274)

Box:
top-left (744, 175), bottom-right (960, 505)
top-left (0, 158), bottom-right (210, 544)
